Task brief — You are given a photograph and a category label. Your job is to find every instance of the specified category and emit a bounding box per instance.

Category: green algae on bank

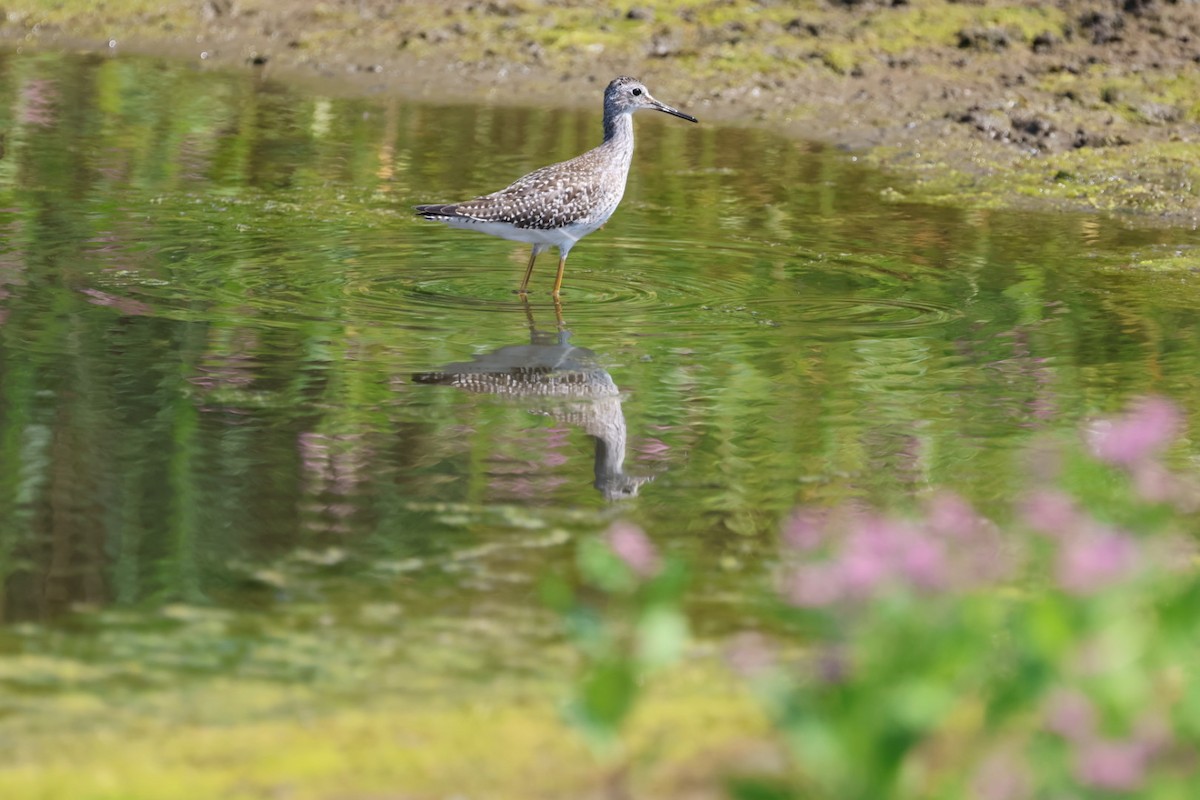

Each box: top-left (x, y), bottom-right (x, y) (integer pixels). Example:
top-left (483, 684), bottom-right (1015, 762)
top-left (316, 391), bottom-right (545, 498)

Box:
top-left (865, 137), bottom-right (1200, 224)
top-left (0, 631), bottom-right (770, 800)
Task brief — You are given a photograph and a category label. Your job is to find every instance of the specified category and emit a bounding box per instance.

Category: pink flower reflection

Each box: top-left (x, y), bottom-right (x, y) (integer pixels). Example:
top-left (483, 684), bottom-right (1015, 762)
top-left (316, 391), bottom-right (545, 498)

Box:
top-left (20, 78), bottom-right (59, 127)
top-left (634, 437), bottom-right (672, 464)
top-left (79, 287), bottom-right (153, 317)
top-left (297, 431), bottom-right (371, 535)
top-left (1086, 396), bottom-right (1182, 466)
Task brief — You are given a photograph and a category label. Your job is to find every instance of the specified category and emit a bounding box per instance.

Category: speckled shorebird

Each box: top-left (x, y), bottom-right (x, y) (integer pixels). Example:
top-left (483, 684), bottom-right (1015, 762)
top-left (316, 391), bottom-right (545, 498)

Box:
top-left (414, 76), bottom-right (697, 297)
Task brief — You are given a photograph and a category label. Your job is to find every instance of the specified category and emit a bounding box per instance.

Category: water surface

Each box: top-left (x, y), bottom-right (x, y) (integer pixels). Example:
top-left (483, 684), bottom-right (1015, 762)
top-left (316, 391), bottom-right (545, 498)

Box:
top-left (1, 51), bottom-right (1199, 676)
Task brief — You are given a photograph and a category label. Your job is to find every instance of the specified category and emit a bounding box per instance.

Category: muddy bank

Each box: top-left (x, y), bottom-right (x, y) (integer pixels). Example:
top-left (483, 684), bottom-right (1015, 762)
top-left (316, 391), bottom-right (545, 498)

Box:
top-left (4, 0), bottom-right (1199, 225)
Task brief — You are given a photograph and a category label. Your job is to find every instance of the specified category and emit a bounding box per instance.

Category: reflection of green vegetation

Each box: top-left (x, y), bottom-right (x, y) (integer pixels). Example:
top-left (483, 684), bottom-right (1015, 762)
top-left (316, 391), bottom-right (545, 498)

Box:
top-left (0, 51), bottom-right (1196, 606)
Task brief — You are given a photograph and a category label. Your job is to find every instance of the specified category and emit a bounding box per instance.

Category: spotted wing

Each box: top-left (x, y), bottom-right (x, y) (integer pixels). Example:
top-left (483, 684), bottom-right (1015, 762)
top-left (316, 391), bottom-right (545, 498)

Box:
top-left (415, 153), bottom-right (607, 230)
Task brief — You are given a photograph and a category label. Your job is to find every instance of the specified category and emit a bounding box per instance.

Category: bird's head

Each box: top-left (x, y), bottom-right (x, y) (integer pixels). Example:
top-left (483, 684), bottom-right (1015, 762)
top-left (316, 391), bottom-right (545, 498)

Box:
top-left (604, 76), bottom-right (698, 123)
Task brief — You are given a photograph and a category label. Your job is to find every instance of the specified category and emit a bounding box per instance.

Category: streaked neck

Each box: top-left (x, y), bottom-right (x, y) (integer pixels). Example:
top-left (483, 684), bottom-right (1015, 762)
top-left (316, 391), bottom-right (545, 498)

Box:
top-left (603, 110), bottom-right (634, 145)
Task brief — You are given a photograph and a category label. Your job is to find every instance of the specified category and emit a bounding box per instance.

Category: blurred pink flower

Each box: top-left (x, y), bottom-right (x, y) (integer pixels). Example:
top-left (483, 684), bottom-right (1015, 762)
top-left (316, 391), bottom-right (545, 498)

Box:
top-left (1133, 712), bottom-right (1173, 757)
top-left (779, 499), bottom-right (1016, 607)
top-left (971, 746), bottom-right (1032, 800)
top-left (839, 547), bottom-right (892, 598)
top-left (815, 644), bottom-right (850, 684)
top-left (1073, 738), bottom-right (1148, 792)
top-left (1130, 460), bottom-right (1168, 503)
top-left (898, 534), bottom-right (948, 589)
top-left (1129, 459), bottom-right (1197, 508)
top-left (924, 491), bottom-right (981, 539)
top-left (1055, 527), bottom-right (1139, 595)
top-left (1086, 396), bottom-right (1182, 466)
top-left (606, 522), bottom-right (660, 578)
top-left (1044, 688), bottom-right (1096, 742)
top-left (850, 514), bottom-right (903, 553)
top-left (783, 564), bottom-right (842, 608)
top-left (1019, 490), bottom-right (1080, 538)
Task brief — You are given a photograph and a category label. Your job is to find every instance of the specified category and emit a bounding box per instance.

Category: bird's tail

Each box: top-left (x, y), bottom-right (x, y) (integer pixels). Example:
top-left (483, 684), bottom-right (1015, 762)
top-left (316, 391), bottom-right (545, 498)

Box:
top-left (414, 203), bottom-right (462, 220)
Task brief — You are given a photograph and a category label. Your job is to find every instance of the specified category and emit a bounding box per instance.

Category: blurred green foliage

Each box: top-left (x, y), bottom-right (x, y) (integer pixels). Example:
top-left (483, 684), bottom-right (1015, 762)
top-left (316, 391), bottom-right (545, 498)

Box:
top-left (560, 414), bottom-right (1200, 799)
top-left (545, 527), bottom-right (690, 748)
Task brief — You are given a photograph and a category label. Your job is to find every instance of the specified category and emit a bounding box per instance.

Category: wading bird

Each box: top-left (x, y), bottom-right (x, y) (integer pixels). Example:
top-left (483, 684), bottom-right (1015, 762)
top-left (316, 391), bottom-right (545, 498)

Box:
top-left (415, 76), bottom-right (697, 297)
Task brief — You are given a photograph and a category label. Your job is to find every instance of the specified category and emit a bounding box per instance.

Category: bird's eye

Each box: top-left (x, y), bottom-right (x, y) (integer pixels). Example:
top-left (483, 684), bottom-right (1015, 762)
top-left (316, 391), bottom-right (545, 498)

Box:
top-left (631, 87), bottom-right (643, 96)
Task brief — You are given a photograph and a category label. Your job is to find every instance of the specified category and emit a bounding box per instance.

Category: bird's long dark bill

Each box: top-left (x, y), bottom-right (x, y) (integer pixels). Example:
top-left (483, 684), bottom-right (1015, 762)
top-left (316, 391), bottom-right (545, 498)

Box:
top-left (652, 100), bottom-right (698, 123)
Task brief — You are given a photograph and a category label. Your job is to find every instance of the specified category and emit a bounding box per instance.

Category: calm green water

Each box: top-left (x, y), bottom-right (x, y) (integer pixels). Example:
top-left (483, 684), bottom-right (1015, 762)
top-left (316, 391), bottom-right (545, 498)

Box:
top-left (1, 51), bottom-right (1199, 674)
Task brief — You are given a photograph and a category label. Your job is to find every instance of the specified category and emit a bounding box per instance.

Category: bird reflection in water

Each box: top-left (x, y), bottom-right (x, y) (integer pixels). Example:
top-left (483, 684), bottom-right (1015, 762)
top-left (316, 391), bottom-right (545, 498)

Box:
top-left (412, 299), bottom-right (653, 500)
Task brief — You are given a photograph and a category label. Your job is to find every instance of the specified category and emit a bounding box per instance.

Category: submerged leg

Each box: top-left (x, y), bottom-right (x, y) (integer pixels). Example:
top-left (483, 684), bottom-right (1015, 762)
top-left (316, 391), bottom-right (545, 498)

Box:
top-left (552, 294), bottom-right (565, 329)
top-left (518, 246), bottom-right (543, 294)
top-left (519, 293), bottom-right (536, 328)
top-left (551, 255), bottom-right (567, 298)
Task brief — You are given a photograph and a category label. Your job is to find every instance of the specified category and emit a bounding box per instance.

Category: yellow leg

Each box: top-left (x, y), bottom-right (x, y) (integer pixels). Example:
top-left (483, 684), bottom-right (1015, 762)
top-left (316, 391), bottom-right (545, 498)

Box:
top-left (551, 256), bottom-right (566, 298)
top-left (518, 248), bottom-right (538, 294)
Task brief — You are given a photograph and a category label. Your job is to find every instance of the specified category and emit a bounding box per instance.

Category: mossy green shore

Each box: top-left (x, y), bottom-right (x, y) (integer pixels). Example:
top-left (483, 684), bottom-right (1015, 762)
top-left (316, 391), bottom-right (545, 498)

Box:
top-left (0, 651), bottom-right (770, 798)
top-left (0, 597), bottom-right (774, 798)
top-left (4, 0), bottom-right (1200, 226)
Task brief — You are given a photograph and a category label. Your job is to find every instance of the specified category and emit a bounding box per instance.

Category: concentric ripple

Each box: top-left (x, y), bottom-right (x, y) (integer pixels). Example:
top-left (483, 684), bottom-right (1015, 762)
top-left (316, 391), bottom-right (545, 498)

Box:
top-left (789, 296), bottom-right (963, 331)
top-left (365, 224), bottom-right (966, 341)
top-left (77, 215), bottom-right (966, 352)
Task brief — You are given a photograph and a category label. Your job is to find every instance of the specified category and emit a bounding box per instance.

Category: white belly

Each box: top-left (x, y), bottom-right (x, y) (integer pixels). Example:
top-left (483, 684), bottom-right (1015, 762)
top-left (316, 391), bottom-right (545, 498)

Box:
top-left (442, 218), bottom-right (606, 254)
